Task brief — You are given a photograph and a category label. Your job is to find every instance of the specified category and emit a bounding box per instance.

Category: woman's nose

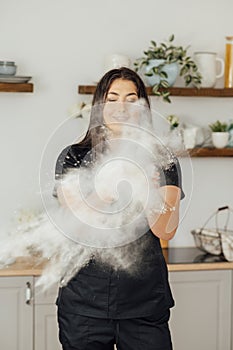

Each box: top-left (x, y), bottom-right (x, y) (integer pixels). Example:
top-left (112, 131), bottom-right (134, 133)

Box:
top-left (118, 102), bottom-right (126, 113)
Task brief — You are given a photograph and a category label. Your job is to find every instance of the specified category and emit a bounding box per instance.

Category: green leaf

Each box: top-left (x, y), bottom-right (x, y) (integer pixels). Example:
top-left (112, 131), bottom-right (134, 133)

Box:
top-left (152, 84), bottom-right (159, 92)
top-left (160, 80), bottom-right (170, 88)
top-left (169, 34), bottom-right (175, 42)
top-left (184, 63), bottom-right (190, 69)
top-left (193, 65), bottom-right (198, 72)
top-left (153, 91), bottom-right (162, 96)
top-left (184, 74), bottom-right (192, 85)
top-left (162, 92), bottom-right (171, 103)
top-left (180, 65), bottom-right (188, 76)
top-left (152, 86), bottom-right (161, 95)
top-left (160, 71), bottom-right (168, 78)
top-left (152, 67), bottom-right (159, 74)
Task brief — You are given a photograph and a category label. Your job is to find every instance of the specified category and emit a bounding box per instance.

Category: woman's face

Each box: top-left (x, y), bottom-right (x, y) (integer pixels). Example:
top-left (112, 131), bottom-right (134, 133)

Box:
top-left (103, 79), bottom-right (139, 136)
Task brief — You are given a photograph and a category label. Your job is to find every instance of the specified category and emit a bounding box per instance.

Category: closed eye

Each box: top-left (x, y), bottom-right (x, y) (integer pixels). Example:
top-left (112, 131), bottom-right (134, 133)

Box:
top-left (126, 98), bottom-right (138, 103)
top-left (106, 98), bottom-right (118, 102)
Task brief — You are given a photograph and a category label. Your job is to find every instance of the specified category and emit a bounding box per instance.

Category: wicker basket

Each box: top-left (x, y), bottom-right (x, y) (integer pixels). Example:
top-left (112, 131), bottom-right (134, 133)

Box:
top-left (191, 206), bottom-right (233, 261)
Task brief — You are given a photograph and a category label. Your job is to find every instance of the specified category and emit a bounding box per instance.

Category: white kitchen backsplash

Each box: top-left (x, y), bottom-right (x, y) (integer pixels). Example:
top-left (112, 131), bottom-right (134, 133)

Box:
top-left (1, 0), bottom-right (233, 248)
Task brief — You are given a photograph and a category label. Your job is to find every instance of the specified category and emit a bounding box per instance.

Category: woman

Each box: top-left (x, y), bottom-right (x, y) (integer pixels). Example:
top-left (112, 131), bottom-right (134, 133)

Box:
top-left (54, 67), bottom-right (185, 350)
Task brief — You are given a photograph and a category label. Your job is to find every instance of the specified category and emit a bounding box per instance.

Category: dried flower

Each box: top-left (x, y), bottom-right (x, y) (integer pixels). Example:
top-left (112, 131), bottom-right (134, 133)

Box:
top-left (68, 102), bottom-right (92, 119)
top-left (167, 115), bottom-right (179, 130)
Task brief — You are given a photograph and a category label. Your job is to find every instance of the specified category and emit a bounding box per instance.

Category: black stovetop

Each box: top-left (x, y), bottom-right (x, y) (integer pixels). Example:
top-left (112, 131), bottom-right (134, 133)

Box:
top-left (163, 247), bottom-right (227, 264)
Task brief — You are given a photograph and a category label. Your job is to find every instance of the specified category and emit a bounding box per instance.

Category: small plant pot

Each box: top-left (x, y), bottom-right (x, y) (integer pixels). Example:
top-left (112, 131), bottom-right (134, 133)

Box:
top-left (211, 132), bottom-right (229, 148)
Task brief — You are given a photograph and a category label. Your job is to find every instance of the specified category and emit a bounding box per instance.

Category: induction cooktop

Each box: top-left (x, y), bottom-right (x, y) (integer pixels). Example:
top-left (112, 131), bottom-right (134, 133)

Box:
top-left (163, 247), bottom-right (227, 264)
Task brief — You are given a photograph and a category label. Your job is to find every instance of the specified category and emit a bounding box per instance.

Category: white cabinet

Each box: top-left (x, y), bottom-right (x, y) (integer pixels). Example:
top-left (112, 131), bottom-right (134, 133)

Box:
top-left (0, 271), bottom-right (232, 350)
top-left (34, 279), bottom-right (62, 350)
top-left (34, 304), bottom-right (61, 350)
top-left (0, 276), bottom-right (33, 350)
top-left (0, 276), bottom-right (61, 350)
top-left (169, 270), bottom-right (232, 350)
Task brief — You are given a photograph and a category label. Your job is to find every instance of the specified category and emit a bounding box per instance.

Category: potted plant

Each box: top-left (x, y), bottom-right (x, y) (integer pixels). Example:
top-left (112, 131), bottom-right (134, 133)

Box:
top-left (209, 120), bottom-right (229, 148)
top-left (134, 34), bottom-right (202, 102)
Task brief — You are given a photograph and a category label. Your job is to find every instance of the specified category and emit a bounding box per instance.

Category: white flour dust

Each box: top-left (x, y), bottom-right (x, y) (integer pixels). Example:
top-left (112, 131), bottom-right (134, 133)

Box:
top-left (0, 103), bottom-right (183, 291)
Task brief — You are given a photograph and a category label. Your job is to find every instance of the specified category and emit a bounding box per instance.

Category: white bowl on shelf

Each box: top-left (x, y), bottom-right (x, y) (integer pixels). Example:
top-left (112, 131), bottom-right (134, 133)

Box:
top-left (0, 61), bottom-right (17, 75)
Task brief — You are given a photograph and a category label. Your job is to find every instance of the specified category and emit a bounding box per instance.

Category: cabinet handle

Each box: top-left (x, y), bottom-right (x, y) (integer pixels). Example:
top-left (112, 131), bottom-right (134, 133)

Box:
top-left (25, 282), bottom-right (32, 305)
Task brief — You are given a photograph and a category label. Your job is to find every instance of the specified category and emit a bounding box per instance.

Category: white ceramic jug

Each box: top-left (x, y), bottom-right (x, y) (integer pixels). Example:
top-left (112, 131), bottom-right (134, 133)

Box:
top-left (194, 52), bottom-right (225, 87)
top-left (182, 127), bottom-right (198, 149)
top-left (104, 54), bottom-right (131, 72)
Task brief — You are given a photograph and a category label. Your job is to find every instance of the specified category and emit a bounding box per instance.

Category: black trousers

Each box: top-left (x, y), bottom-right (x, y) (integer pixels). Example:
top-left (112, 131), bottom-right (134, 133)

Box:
top-left (57, 309), bottom-right (173, 350)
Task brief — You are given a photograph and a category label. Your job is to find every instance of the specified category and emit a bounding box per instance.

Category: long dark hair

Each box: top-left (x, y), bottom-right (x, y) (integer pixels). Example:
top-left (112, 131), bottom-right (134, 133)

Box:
top-left (79, 67), bottom-right (151, 152)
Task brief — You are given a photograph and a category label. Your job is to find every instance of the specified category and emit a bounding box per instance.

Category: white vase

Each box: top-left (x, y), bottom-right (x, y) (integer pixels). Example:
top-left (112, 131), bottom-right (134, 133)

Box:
top-left (211, 132), bottom-right (229, 148)
top-left (183, 127), bottom-right (198, 149)
top-left (104, 54), bottom-right (131, 72)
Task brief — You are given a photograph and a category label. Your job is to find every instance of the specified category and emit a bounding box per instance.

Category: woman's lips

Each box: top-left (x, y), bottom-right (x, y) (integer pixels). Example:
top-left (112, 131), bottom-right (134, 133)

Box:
top-left (112, 114), bottom-right (130, 121)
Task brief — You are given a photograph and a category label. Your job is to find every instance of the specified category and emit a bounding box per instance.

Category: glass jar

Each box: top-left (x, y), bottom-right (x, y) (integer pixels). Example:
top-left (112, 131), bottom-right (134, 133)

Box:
top-left (224, 36), bottom-right (233, 88)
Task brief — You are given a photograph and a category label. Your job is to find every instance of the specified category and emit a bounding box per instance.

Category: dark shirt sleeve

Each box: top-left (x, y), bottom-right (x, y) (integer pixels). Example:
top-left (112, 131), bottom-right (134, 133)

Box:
top-left (55, 145), bottom-right (81, 177)
top-left (158, 158), bottom-right (185, 200)
top-left (53, 145), bottom-right (73, 198)
top-left (53, 144), bottom-right (92, 197)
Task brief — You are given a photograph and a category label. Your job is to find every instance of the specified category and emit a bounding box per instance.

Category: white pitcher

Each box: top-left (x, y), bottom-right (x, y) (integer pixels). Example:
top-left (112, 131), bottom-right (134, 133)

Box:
top-left (194, 52), bottom-right (225, 87)
top-left (104, 54), bottom-right (131, 72)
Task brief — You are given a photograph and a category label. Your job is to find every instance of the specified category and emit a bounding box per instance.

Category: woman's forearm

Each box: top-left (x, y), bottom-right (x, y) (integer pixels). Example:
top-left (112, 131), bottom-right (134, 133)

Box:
top-left (57, 182), bottom-right (181, 241)
top-left (147, 185), bottom-right (181, 240)
top-left (56, 185), bottom-right (112, 211)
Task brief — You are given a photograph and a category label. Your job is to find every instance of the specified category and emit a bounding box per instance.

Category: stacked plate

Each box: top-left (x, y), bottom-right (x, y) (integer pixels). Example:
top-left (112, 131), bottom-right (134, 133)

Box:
top-left (0, 75), bottom-right (32, 83)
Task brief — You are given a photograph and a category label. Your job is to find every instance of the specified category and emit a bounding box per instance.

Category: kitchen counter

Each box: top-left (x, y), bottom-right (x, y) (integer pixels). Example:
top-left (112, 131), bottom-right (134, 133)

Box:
top-left (1, 248), bottom-right (233, 276)
top-left (0, 256), bottom-right (46, 276)
top-left (164, 247), bottom-right (233, 271)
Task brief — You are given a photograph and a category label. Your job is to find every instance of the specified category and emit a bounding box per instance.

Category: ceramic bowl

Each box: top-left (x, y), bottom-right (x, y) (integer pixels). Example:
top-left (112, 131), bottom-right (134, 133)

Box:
top-left (0, 61), bottom-right (17, 75)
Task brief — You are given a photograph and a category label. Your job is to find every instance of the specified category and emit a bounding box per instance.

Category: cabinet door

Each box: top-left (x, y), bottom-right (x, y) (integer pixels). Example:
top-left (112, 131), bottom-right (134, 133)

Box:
top-left (169, 270), bottom-right (232, 350)
top-left (34, 280), bottom-right (62, 350)
top-left (0, 276), bottom-right (33, 350)
top-left (34, 304), bottom-right (62, 350)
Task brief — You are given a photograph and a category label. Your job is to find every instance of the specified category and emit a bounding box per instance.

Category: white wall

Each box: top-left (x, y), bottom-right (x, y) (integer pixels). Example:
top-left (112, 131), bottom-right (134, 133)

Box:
top-left (1, 0), bottom-right (233, 247)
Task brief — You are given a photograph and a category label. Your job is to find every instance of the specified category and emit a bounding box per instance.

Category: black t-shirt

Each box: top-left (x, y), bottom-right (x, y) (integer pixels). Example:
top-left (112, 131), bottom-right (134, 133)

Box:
top-left (54, 142), bottom-right (185, 319)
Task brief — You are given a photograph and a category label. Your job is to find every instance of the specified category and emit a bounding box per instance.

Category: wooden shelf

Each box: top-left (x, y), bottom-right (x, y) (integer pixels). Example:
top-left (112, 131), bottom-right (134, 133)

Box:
top-left (78, 85), bottom-right (233, 97)
top-left (157, 87), bottom-right (233, 97)
top-left (78, 85), bottom-right (233, 157)
top-left (0, 83), bottom-right (33, 93)
top-left (187, 147), bottom-right (233, 157)
top-left (78, 85), bottom-right (96, 94)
